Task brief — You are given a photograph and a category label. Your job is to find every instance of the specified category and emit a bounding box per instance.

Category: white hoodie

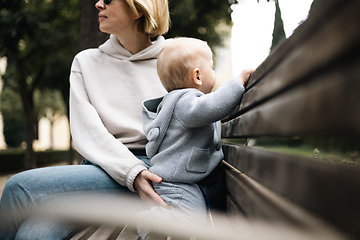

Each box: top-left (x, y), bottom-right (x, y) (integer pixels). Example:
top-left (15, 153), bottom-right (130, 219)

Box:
top-left (70, 35), bottom-right (167, 191)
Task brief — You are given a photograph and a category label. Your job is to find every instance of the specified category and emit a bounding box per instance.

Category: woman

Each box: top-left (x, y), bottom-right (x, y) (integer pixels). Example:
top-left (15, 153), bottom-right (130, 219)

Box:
top-left (0, 0), bottom-right (170, 239)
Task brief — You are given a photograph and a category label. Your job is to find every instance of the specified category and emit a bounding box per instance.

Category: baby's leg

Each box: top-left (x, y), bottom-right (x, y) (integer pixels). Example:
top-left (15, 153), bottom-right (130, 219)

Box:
top-left (137, 182), bottom-right (206, 239)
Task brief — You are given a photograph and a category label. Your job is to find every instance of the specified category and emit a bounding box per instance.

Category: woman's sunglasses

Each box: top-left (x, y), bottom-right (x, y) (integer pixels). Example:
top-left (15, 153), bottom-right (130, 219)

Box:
top-left (104, 0), bottom-right (112, 4)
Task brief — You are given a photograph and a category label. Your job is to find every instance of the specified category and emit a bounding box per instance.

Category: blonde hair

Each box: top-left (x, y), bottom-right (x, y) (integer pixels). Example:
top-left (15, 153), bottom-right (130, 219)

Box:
top-left (157, 37), bottom-right (211, 92)
top-left (125, 0), bottom-right (170, 37)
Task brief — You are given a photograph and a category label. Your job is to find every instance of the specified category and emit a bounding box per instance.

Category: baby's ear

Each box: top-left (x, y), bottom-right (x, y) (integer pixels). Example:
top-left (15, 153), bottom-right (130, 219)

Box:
top-left (192, 68), bottom-right (202, 86)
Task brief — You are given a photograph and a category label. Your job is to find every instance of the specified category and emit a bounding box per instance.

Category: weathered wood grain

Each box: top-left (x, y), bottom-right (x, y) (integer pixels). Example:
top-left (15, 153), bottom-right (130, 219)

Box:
top-left (245, 0), bottom-right (346, 88)
top-left (223, 143), bottom-right (360, 239)
top-left (116, 225), bottom-right (139, 240)
top-left (87, 225), bottom-right (118, 240)
top-left (222, 54), bottom-right (360, 138)
top-left (223, 0), bottom-right (360, 123)
top-left (222, 160), bottom-right (347, 240)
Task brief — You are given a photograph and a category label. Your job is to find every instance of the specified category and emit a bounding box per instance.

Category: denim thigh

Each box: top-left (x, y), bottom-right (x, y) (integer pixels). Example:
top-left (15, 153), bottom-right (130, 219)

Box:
top-left (0, 157), bottom-right (147, 240)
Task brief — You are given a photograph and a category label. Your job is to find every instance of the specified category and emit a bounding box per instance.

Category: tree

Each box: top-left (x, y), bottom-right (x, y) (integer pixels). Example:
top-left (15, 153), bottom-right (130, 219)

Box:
top-left (79, 0), bottom-right (109, 51)
top-left (0, 85), bottom-right (25, 147)
top-left (34, 89), bottom-right (66, 149)
top-left (270, 0), bottom-right (286, 52)
top-left (0, 0), bottom-right (79, 169)
top-left (309, 0), bottom-right (321, 15)
top-left (78, 0), bottom-right (234, 50)
top-left (165, 0), bottom-right (233, 49)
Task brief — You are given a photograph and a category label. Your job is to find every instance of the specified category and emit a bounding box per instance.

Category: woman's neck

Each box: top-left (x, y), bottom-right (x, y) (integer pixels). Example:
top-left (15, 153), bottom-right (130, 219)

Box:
top-left (115, 31), bottom-right (152, 55)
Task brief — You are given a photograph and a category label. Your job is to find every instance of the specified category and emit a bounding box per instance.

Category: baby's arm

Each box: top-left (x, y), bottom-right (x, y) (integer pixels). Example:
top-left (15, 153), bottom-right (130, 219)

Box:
top-left (237, 68), bottom-right (255, 86)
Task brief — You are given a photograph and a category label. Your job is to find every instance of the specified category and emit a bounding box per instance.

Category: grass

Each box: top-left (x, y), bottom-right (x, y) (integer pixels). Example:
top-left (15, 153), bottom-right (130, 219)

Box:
top-left (223, 138), bottom-right (360, 169)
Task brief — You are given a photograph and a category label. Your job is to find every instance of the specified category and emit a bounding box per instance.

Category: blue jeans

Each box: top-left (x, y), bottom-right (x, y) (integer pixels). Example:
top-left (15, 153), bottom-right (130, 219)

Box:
top-left (137, 182), bottom-right (207, 240)
top-left (0, 157), bottom-right (224, 240)
top-left (0, 157), bottom-right (150, 240)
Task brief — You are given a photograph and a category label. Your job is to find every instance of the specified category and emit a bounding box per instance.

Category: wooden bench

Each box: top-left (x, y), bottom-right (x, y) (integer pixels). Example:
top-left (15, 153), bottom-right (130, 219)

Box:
top-left (221, 0), bottom-right (360, 239)
top-left (66, 0), bottom-right (360, 239)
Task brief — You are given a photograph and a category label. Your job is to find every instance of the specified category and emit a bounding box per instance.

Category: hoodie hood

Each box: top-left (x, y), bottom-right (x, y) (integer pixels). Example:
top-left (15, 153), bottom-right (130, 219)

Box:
top-left (142, 89), bottom-right (190, 158)
top-left (99, 34), bottom-right (166, 62)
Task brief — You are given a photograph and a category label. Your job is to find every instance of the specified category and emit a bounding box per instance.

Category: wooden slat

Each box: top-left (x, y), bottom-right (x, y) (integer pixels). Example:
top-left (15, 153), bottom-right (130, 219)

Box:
top-left (87, 225), bottom-right (118, 240)
top-left (222, 53), bottom-right (360, 138)
top-left (108, 226), bottom-right (124, 240)
top-left (222, 160), bottom-right (347, 240)
top-left (224, 160), bottom-right (310, 225)
top-left (223, 0), bottom-right (360, 123)
top-left (222, 143), bottom-right (360, 239)
top-left (69, 227), bottom-right (93, 240)
top-left (78, 226), bottom-right (100, 240)
top-left (225, 195), bottom-right (246, 218)
top-left (116, 224), bottom-right (139, 240)
top-left (244, 0), bottom-right (345, 89)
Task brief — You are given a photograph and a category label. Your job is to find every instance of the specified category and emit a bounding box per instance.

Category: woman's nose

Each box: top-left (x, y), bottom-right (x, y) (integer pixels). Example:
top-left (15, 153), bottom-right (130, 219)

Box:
top-left (95, 0), bottom-right (105, 10)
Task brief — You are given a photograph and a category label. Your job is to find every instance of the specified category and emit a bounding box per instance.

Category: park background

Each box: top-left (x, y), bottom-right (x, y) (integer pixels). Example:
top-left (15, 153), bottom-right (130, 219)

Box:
top-left (2, 0), bottom-right (358, 176)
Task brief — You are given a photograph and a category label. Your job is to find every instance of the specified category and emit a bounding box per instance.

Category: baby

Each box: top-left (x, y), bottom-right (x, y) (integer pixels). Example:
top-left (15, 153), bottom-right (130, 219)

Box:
top-left (139, 37), bottom-right (253, 238)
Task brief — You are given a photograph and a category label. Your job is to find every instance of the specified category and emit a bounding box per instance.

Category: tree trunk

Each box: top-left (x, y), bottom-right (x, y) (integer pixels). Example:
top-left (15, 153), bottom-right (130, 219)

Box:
top-left (50, 119), bottom-right (54, 150)
top-left (79, 0), bottom-right (109, 51)
top-left (24, 112), bottom-right (36, 169)
top-left (18, 65), bottom-right (37, 169)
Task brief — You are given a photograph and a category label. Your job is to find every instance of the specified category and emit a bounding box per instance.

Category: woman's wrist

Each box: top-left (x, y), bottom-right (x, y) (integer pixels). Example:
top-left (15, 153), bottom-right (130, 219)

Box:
top-left (127, 164), bottom-right (147, 192)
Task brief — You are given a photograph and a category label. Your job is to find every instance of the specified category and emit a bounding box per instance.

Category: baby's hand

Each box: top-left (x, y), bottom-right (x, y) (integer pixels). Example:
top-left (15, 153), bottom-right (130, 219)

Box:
top-left (238, 68), bottom-right (255, 86)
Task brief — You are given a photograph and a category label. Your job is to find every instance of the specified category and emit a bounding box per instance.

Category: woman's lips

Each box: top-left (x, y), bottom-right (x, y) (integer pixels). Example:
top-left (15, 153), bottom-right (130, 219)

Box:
top-left (99, 14), bottom-right (107, 21)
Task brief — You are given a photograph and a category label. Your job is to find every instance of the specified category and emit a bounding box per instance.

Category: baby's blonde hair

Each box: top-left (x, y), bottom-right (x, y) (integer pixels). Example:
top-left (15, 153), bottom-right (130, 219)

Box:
top-left (157, 37), bottom-right (211, 92)
top-left (125, 0), bottom-right (170, 37)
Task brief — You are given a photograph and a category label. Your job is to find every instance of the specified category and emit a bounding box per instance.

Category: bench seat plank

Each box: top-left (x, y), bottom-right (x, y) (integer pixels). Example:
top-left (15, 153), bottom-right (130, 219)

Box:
top-left (69, 224), bottom-right (167, 240)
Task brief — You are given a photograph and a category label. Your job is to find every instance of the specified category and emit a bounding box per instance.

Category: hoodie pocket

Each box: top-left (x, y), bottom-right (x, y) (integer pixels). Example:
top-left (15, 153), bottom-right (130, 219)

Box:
top-left (186, 147), bottom-right (210, 173)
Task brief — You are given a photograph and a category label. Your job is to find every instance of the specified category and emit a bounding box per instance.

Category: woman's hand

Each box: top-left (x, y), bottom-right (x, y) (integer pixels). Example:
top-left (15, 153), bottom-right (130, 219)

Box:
top-left (134, 170), bottom-right (169, 208)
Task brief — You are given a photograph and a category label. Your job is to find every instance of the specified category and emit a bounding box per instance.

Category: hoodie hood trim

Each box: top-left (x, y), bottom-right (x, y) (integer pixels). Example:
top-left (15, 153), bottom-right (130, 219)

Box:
top-left (142, 89), bottom-right (195, 158)
top-left (99, 35), bottom-right (166, 61)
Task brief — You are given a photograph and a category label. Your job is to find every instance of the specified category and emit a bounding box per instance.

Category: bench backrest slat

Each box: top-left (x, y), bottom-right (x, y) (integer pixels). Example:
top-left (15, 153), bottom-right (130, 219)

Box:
top-left (221, 0), bottom-right (360, 239)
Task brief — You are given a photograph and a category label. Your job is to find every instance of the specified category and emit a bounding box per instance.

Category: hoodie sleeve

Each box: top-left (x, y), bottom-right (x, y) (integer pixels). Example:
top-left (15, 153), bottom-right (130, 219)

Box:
top-left (174, 77), bottom-right (245, 128)
top-left (69, 54), bottom-right (146, 192)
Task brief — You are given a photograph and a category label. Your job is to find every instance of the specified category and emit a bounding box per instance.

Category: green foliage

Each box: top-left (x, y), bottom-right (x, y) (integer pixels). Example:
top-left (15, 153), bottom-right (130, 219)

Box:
top-left (34, 88), bottom-right (66, 121)
top-left (309, 0), bottom-right (321, 15)
top-left (0, 0), bottom-right (79, 160)
top-left (165, 0), bottom-right (233, 49)
top-left (270, 0), bottom-right (286, 52)
top-left (0, 84), bottom-right (25, 147)
top-left (2, 120), bottom-right (25, 147)
top-left (0, 86), bottom-right (23, 122)
top-left (0, 0), bottom-right (79, 87)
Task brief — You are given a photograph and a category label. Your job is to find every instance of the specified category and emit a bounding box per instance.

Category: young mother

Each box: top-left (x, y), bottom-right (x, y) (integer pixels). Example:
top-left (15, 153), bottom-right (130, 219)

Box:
top-left (0, 0), bottom-right (171, 239)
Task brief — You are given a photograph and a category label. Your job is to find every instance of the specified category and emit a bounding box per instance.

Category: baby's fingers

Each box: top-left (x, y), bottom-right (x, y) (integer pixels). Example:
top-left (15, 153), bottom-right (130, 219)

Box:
top-left (239, 68), bottom-right (255, 85)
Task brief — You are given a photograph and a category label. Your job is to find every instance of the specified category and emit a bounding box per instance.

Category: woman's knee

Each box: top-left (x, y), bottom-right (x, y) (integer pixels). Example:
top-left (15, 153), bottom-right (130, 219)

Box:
top-left (3, 171), bottom-right (32, 197)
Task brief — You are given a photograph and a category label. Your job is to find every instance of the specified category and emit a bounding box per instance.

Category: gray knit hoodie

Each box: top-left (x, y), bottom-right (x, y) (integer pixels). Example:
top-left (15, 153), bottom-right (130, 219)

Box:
top-left (142, 77), bottom-right (245, 183)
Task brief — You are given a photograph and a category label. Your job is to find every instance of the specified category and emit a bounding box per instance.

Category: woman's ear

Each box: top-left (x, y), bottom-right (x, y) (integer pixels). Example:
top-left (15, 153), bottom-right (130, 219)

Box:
top-left (192, 68), bottom-right (202, 86)
top-left (135, 12), bottom-right (144, 20)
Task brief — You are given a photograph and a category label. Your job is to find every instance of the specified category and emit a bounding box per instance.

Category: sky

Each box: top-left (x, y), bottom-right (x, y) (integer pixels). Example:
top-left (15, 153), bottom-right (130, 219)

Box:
top-left (230, 0), bottom-right (314, 76)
